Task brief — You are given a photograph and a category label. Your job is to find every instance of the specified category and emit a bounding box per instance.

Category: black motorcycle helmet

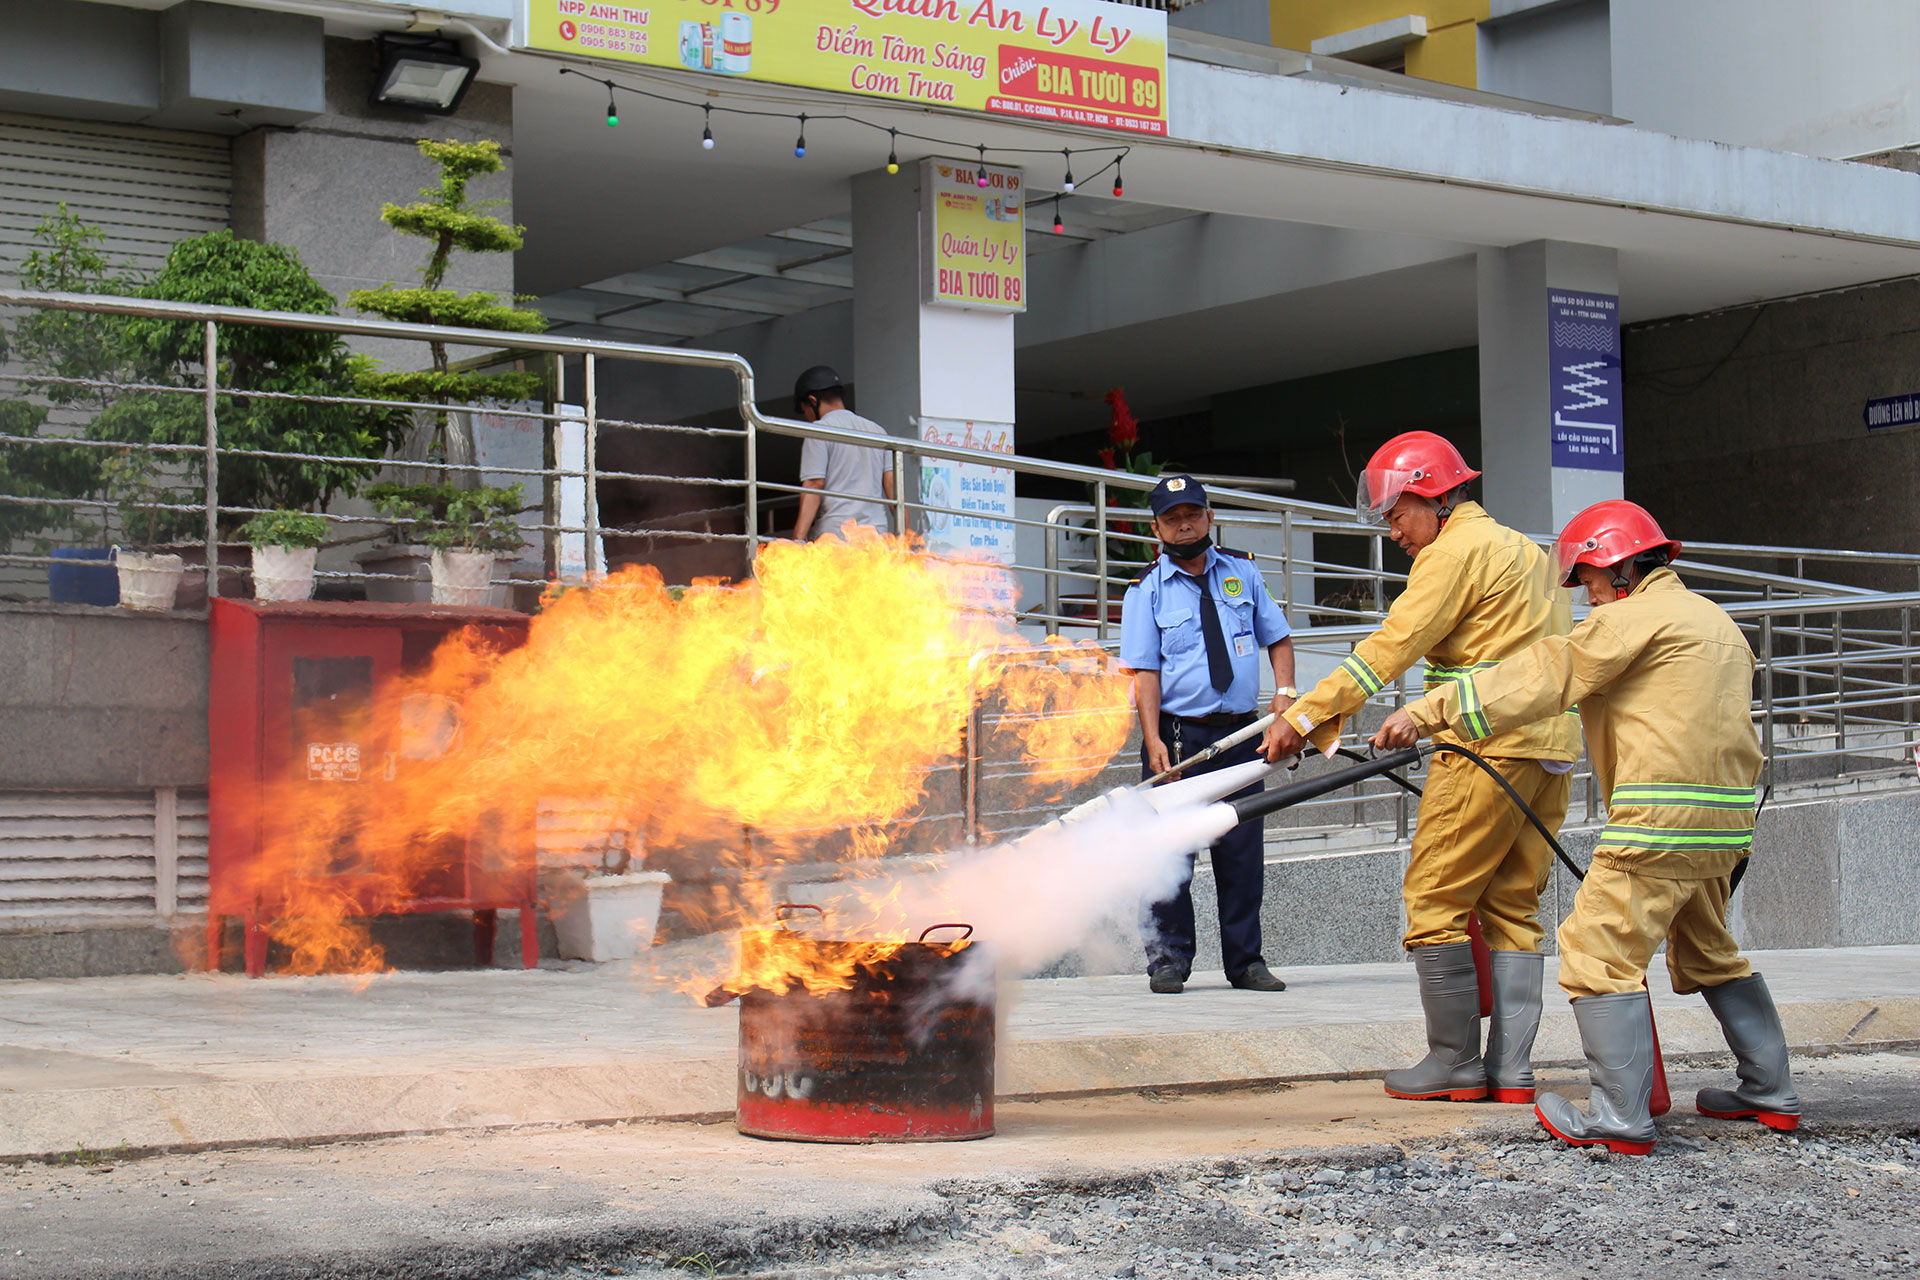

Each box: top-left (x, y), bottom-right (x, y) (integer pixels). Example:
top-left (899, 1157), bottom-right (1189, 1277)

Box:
top-left (792, 364), bottom-right (846, 414)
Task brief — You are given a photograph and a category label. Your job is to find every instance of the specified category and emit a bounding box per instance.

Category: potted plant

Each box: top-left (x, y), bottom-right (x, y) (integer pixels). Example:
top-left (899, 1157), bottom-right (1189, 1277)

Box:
top-left (239, 509), bottom-right (329, 602)
top-left (1076, 387), bottom-right (1164, 622)
top-left (367, 481), bottom-right (525, 607)
top-left (103, 449), bottom-right (196, 612)
top-left (540, 804), bottom-right (671, 963)
top-left (89, 230), bottom-right (410, 606)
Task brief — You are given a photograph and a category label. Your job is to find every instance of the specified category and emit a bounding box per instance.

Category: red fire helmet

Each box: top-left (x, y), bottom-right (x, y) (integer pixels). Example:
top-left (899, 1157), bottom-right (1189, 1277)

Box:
top-left (1554, 499), bottom-right (1683, 587)
top-left (1355, 431), bottom-right (1481, 524)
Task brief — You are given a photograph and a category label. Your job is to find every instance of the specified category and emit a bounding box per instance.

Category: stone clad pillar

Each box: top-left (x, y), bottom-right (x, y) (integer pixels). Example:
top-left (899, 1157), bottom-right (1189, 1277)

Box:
top-left (849, 167), bottom-right (1018, 580)
top-left (849, 166), bottom-right (1017, 435)
top-left (1477, 241), bottom-right (1623, 537)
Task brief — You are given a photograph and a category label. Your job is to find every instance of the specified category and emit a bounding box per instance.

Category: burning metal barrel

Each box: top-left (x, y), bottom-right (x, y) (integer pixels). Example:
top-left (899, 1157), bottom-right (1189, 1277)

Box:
top-left (720, 907), bottom-right (994, 1143)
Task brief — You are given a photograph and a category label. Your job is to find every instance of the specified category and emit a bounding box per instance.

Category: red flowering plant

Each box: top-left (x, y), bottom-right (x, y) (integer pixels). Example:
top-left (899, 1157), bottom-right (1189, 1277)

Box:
top-left (1089, 386), bottom-right (1163, 550)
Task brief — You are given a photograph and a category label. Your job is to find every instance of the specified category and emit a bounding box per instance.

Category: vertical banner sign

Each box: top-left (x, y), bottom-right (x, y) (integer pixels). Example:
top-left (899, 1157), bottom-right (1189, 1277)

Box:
top-left (522, 0), bottom-right (1169, 136)
top-left (922, 159), bottom-right (1024, 312)
top-left (1547, 290), bottom-right (1623, 471)
top-left (919, 417), bottom-right (1017, 612)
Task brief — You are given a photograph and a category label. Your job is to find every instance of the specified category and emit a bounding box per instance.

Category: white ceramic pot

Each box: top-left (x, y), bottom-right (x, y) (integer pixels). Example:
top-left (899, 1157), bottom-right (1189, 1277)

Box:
top-left (113, 549), bottom-right (185, 612)
top-left (251, 544), bottom-right (317, 602)
top-left (549, 870), bottom-right (672, 962)
top-left (429, 547), bottom-right (496, 607)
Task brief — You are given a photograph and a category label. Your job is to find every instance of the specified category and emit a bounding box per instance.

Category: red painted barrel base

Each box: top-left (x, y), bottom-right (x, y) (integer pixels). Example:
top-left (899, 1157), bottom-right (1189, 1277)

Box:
top-left (736, 1098), bottom-right (993, 1144)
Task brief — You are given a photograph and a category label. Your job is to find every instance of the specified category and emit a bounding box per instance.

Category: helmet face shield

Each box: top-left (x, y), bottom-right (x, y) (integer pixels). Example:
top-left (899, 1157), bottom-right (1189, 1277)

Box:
top-left (1556, 533), bottom-right (1607, 587)
top-left (1356, 468), bottom-right (1418, 525)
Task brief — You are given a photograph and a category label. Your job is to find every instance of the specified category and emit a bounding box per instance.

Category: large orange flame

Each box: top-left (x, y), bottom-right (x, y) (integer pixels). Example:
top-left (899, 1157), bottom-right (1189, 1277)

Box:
top-left (221, 531), bottom-right (1133, 977)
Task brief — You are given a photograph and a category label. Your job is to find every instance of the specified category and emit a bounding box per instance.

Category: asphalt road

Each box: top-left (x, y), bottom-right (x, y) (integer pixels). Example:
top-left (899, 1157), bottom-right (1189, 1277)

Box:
top-left (2, 1051), bottom-right (1915, 1280)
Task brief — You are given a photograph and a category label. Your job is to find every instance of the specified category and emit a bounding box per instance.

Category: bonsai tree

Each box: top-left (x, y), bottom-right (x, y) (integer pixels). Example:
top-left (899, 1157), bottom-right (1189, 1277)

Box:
top-left (351, 140), bottom-right (546, 478)
top-left (238, 509), bottom-right (330, 550)
top-left (0, 206), bottom-right (138, 552)
top-left (88, 231), bottom-right (410, 536)
top-left (367, 481), bottom-right (525, 554)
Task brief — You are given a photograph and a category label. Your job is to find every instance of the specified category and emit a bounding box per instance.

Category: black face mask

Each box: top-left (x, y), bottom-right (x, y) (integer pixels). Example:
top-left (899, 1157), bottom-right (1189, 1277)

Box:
top-left (1161, 533), bottom-right (1212, 561)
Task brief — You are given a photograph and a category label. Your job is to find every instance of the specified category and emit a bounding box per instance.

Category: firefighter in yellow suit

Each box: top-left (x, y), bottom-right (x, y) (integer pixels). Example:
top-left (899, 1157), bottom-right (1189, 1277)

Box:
top-left (1375, 500), bottom-right (1800, 1155)
top-left (1266, 432), bottom-right (1581, 1105)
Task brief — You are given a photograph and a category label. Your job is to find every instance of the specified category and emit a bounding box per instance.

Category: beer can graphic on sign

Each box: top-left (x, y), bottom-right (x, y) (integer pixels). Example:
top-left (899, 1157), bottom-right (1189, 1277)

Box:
top-left (721, 13), bottom-right (752, 74)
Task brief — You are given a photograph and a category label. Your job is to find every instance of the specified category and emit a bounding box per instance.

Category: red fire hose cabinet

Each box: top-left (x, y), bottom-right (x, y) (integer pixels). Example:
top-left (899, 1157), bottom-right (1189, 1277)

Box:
top-left (208, 600), bottom-right (537, 976)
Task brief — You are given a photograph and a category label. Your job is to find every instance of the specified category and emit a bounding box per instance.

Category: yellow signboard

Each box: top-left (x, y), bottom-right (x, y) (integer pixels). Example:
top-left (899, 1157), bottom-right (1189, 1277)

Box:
top-left (921, 159), bottom-right (1024, 312)
top-left (523, 0), bottom-right (1170, 136)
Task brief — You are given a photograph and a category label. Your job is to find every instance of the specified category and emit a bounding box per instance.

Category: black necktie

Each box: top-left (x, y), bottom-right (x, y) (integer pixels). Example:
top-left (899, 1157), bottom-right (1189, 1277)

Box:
top-left (1189, 573), bottom-right (1233, 691)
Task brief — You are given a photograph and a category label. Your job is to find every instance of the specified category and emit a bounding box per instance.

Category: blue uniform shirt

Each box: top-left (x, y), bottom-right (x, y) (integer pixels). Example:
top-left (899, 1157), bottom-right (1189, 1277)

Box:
top-left (1119, 547), bottom-right (1292, 718)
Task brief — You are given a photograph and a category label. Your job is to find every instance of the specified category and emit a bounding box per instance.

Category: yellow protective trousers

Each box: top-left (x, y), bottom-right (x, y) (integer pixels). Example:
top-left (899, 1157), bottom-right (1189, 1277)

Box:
top-left (1403, 752), bottom-right (1571, 953)
top-left (1556, 860), bottom-right (1753, 998)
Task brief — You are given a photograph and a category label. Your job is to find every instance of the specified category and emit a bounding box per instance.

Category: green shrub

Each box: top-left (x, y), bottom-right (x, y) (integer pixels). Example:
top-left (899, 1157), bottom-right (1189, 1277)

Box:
top-left (239, 509), bottom-right (330, 549)
top-left (91, 230), bottom-right (409, 527)
top-left (0, 206), bottom-right (135, 551)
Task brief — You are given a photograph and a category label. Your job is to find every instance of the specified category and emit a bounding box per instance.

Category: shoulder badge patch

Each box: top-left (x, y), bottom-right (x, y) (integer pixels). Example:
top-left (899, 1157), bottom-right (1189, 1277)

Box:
top-left (1223, 576), bottom-right (1243, 598)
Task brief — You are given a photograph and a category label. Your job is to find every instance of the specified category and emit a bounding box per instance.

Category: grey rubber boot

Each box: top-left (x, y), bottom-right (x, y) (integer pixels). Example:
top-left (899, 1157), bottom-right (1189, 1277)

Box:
top-left (1484, 950), bottom-right (1545, 1103)
top-left (1383, 941), bottom-right (1487, 1102)
top-left (1696, 973), bottom-right (1801, 1131)
top-left (1535, 990), bottom-right (1659, 1155)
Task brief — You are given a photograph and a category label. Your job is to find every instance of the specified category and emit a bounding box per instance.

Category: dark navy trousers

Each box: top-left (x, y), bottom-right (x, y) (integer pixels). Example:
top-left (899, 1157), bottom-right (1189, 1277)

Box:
top-left (1140, 712), bottom-right (1268, 981)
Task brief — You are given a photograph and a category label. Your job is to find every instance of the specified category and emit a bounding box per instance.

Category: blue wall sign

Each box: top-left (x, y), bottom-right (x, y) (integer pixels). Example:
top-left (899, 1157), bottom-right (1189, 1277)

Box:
top-left (1547, 290), bottom-right (1623, 472)
top-left (1863, 393), bottom-right (1920, 432)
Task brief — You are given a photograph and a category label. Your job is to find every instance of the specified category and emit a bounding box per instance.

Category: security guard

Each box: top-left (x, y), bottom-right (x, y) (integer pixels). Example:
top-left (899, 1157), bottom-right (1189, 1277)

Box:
top-left (1118, 474), bottom-right (1297, 994)
top-left (1376, 500), bottom-right (1798, 1154)
top-left (1266, 432), bottom-right (1581, 1105)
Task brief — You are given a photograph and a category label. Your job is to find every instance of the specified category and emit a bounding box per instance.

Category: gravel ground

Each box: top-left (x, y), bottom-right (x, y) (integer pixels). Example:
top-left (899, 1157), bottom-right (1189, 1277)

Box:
top-left (577, 1087), bottom-right (1920, 1280)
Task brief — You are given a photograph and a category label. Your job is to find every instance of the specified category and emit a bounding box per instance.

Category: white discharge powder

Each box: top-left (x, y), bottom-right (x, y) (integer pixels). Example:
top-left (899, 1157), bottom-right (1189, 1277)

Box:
top-left (847, 788), bottom-right (1243, 1005)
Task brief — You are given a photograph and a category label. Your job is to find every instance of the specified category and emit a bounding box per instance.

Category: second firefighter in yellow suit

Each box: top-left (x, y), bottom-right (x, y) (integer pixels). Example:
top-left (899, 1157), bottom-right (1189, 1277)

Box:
top-left (1267, 432), bottom-right (1580, 1104)
top-left (1378, 500), bottom-right (1800, 1154)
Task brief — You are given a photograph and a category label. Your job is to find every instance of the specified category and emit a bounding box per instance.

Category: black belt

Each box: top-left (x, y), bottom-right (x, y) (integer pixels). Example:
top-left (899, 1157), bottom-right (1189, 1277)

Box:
top-left (1164, 710), bottom-right (1257, 728)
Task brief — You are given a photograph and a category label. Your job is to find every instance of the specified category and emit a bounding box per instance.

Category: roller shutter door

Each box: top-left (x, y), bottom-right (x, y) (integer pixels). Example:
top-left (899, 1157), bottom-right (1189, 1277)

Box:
top-left (0, 111), bottom-right (232, 286)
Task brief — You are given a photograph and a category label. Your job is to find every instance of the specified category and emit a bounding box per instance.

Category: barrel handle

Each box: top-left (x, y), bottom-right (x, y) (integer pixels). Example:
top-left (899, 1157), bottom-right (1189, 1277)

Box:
top-left (918, 922), bottom-right (974, 943)
top-left (774, 902), bottom-right (825, 930)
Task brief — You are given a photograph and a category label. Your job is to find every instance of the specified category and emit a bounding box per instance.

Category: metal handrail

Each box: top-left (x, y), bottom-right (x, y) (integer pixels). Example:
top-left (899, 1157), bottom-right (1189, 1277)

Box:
top-left (4, 288), bottom-right (1914, 851)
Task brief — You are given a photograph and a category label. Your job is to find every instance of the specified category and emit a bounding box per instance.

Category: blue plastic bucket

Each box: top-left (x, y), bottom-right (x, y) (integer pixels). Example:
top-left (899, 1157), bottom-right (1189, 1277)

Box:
top-left (48, 547), bottom-right (119, 606)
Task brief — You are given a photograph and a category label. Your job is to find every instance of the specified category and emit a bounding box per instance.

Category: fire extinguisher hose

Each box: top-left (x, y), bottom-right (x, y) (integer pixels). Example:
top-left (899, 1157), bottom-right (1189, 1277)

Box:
top-left (1237, 741), bottom-right (1768, 889)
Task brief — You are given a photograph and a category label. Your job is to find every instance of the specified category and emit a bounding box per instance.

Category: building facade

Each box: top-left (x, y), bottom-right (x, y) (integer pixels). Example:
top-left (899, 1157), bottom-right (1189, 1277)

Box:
top-left (2, 0), bottom-right (1919, 968)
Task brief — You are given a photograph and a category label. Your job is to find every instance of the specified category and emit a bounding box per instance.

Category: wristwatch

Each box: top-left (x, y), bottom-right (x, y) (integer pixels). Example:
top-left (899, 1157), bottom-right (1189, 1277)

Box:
top-left (1273, 687), bottom-right (1301, 699)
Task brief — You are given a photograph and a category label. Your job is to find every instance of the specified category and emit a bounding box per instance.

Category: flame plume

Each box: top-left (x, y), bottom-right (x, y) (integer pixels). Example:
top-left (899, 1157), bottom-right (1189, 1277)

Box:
top-left (223, 532), bottom-right (1134, 976)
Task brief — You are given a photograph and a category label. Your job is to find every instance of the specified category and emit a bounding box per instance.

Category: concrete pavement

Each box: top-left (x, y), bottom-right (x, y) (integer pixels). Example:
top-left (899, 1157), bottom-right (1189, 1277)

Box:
top-left (1, 945), bottom-right (1916, 1163)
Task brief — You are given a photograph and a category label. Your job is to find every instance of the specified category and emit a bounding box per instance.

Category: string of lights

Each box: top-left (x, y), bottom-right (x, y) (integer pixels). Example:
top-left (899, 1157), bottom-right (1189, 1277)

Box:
top-left (557, 66), bottom-right (1132, 218)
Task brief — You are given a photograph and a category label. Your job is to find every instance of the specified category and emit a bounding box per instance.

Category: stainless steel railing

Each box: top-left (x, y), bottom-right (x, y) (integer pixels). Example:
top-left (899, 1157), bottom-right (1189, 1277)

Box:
top-left (2, 289), bottom-right (1913, 852)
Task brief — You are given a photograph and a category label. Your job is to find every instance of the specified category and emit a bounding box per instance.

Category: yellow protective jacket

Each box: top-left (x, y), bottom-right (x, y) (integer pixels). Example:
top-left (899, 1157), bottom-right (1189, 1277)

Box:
top-left (1284, 502), bottom-right (1580, 762)
top-left (1405, 568), bottom-right (1763, 879)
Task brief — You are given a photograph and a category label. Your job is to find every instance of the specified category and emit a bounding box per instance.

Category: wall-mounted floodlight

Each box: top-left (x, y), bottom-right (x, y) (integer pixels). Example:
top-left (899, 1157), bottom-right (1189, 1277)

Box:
top-left (370, 33), bottom-right (479, 115)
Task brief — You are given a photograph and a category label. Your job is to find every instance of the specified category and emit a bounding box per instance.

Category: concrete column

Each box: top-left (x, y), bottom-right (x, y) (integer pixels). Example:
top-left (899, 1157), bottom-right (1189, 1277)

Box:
top-left (1477, 240), bottom-right (1622, 537)
top-left (850, 168), bottom-right (1017, 437)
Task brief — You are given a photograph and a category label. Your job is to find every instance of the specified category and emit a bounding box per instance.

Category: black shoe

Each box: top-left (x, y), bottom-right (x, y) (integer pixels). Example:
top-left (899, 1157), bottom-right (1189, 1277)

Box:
top-left (1229, 961), bottom-right (1287, 992)
top-left (1149, 968), bottom-right (1185, 994)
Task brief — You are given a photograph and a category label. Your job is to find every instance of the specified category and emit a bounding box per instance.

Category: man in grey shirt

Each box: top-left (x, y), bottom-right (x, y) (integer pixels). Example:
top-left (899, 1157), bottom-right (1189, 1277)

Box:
top-left (791, 365), bottom-right (896, 542)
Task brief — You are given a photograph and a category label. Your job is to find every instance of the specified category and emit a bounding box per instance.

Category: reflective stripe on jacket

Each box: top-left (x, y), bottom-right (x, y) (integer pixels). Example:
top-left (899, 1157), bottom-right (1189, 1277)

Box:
top-left (1405, 567), bottom-right (1763, 878)
top-left (1286, 502), bottom-right (1580, 762)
